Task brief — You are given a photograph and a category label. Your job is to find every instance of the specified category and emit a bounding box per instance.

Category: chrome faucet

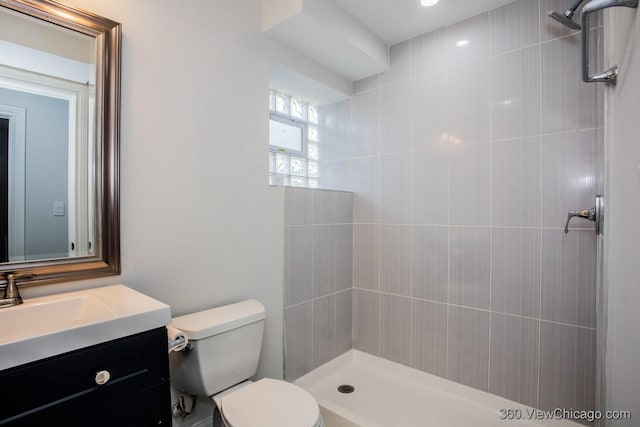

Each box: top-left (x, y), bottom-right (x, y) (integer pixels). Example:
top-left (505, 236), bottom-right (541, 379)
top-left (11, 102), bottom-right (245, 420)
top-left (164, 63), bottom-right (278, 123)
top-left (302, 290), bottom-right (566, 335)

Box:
top-left (0, 273), bottom-right (34, 308)
top-left (564, 195), bottom-right (604, 235)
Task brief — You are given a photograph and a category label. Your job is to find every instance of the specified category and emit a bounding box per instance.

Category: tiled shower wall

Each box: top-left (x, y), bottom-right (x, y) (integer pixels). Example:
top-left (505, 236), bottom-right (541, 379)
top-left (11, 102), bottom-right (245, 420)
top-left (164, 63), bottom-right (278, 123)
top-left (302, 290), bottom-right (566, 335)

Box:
top-left (320, 0), bottom-right (603, 413)
top-left (283, 187), bottom-right (353, 381)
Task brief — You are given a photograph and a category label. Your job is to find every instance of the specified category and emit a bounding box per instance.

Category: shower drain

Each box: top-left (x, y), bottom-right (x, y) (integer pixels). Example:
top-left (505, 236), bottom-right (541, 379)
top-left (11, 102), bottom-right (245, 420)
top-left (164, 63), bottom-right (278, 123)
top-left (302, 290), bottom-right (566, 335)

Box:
top-left (337, 384), bottom-right (355, 394)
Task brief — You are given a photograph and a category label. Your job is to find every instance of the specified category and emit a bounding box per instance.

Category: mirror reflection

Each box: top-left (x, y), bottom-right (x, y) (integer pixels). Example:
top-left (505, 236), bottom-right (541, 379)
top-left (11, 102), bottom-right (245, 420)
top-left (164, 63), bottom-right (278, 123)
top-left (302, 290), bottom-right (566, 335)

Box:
top-left (0, 7), bottom-right (95, 262)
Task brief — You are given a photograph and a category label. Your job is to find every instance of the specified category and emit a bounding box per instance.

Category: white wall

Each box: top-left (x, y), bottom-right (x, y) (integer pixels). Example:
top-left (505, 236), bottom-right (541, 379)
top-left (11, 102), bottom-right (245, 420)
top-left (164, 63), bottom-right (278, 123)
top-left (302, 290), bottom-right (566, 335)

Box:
top-left (605, 7), bottom-right (640, 425)
top-left (21, 0), bottom-right (285, 396)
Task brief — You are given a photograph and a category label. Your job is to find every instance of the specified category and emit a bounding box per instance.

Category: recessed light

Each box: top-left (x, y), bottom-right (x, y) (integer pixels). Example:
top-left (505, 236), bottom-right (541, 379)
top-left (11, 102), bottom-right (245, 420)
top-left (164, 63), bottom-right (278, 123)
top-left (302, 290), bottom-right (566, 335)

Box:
top-left (455, 39), bottom-right (470, 47)
top-left (420, 0), bottom-right (439, 7)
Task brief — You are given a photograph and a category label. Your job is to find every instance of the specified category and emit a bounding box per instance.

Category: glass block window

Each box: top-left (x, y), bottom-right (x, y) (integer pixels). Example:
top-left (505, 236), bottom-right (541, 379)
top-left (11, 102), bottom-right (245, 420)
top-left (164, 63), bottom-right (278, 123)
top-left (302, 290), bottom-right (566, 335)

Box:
top-left (269, 89), bottom-right (319, 188)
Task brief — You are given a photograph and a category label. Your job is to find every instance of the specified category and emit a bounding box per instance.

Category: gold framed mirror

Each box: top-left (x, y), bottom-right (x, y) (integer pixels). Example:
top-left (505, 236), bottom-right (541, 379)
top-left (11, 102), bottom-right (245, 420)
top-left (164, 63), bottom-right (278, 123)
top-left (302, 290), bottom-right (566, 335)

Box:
top-left (0, 0), bottom-right (120, 286)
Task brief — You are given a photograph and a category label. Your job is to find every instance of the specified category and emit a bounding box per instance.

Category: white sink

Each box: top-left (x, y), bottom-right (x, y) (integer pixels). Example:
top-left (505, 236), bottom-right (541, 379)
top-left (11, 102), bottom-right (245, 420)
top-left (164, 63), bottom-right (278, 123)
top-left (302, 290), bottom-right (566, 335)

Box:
top-left (0, 284), bottom-right (171, 371)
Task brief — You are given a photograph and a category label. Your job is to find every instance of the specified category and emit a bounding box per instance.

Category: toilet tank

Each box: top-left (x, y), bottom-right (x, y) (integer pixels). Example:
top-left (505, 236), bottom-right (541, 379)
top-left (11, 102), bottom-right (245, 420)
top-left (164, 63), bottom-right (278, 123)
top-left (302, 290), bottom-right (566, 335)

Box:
top-left (169, 300), bottom-right (266, 397)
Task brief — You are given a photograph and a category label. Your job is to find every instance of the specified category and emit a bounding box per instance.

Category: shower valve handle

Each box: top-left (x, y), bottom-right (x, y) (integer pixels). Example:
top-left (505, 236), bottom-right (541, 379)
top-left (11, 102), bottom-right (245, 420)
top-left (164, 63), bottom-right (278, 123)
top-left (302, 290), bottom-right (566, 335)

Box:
top-left (564, 208), bottom-right (596, 234)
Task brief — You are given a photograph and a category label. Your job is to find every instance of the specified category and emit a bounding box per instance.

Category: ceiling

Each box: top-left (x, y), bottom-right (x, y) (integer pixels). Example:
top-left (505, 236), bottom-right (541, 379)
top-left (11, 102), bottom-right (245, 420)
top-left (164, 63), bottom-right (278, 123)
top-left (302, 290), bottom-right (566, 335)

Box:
top-left (332, 0), bottom-right (516, 45)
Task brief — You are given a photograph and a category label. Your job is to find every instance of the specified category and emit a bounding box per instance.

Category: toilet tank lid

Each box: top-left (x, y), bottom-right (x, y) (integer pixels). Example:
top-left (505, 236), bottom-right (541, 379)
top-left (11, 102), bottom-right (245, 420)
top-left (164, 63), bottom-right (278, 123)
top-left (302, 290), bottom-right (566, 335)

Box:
top-left (170, 299), bottom-right (266, 340)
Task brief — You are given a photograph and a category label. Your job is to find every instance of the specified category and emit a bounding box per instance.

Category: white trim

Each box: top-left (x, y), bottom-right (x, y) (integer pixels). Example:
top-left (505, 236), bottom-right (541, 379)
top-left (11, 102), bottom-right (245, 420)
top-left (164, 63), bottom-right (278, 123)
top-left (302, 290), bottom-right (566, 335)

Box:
top-left (0, 40), bottom-right (94, 85)
top-left (0, 104), bottom-right (26, 261)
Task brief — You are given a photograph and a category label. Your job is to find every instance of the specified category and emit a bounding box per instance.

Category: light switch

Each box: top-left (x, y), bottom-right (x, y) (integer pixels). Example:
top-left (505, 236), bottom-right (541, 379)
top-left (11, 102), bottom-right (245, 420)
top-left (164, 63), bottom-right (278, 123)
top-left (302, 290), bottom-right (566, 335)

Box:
top-left (53, 201), bottom-right (65, 216)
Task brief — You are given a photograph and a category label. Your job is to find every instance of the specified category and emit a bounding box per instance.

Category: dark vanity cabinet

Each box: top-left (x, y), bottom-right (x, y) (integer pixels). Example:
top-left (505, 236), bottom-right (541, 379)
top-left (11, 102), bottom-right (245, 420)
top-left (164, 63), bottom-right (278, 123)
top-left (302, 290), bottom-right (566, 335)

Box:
top-left (0, 327), bottom-right (171, 426)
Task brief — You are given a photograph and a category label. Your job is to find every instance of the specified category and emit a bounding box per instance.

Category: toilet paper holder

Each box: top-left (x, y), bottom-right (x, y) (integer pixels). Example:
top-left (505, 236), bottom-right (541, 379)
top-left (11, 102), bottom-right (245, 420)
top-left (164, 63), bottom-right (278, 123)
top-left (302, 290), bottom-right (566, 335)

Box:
top-left (167, 326), bottom-right (191, 353)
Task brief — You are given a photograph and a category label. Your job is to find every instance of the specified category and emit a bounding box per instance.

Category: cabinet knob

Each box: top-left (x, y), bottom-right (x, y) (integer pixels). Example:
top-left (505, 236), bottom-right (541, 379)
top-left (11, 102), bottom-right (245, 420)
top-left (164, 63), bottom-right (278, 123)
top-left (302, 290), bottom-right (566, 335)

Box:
top-left (95, 370), bottom-right (111, 385)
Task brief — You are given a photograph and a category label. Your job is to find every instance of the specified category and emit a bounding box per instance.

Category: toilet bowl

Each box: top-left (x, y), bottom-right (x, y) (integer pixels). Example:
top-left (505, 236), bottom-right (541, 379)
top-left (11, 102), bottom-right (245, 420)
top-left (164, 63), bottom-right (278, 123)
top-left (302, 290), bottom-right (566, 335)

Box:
top-left (169, 300), bottom-right (322, 427)
top-left (212, 379), bottom-right (323, 427)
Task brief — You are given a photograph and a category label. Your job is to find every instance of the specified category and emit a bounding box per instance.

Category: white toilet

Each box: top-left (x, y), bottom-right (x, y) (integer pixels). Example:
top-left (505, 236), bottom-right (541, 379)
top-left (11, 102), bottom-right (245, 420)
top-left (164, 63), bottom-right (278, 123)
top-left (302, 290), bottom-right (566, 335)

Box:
top-left (169, 299), bottom-right (323, 427)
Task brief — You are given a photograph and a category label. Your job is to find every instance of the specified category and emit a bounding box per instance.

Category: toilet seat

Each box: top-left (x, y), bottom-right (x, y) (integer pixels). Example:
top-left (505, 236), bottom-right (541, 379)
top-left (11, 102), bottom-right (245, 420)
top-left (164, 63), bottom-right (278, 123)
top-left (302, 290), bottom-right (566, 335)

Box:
top-left (215, 379), bottom-right (322, 427)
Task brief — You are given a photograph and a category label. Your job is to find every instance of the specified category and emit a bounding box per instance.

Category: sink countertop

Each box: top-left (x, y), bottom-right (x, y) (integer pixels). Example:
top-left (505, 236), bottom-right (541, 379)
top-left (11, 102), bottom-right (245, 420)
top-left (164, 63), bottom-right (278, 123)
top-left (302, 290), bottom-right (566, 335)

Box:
top-left (0, 284), bottom-right (171, 371)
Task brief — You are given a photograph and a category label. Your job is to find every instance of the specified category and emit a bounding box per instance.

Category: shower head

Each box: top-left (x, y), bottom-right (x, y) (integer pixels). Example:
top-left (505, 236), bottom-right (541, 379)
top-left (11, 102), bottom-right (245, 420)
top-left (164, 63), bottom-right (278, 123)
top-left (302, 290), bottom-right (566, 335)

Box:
top-left (547, 10), bottom-right (582, 29)
top-left (547, 0), bottom-right (586, 30)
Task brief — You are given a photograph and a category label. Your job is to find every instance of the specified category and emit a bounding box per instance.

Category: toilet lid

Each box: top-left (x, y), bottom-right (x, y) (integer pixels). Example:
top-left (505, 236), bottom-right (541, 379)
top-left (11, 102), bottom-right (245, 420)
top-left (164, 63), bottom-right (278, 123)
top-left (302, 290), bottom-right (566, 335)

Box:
top-left (219, 378), bottom-right (320, 427)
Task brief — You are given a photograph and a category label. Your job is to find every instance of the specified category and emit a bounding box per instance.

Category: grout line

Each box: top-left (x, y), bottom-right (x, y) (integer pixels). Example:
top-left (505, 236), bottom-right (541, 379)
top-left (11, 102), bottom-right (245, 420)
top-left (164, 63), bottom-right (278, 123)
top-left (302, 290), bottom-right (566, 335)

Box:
top-left (285, 283), bottom-right (354, 310)
top-left (444, 34), bottom-right (450, 379)
top-left (376, 82), bottom-right (382, 358)
top-left (347, 223), bottom-right (597, 231)
top-left (408, 39), bottom-right (414, 369)
top-left (339, 124), bottom-right (601, 162)
top-left (349, 287), bottom-right (598, 331)
top-left (487, 21), bottom-right (495, 391)
top-left (310, 190), bottom-right (316, 371)
top-left (536, 0), bottom-right (544, 409)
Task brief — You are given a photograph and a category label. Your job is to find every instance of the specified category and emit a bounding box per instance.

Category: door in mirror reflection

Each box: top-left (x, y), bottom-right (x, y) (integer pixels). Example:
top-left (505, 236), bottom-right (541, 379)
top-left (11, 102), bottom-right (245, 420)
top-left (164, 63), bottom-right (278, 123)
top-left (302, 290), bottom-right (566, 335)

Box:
top-left (0, 6), bottom-right (95, 262)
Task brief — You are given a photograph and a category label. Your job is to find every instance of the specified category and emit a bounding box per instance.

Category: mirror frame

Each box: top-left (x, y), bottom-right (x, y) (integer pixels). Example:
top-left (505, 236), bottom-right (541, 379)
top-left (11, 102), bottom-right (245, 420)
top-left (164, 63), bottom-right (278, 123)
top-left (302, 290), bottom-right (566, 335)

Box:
top-left (0, 0), bottom-right (120, 286)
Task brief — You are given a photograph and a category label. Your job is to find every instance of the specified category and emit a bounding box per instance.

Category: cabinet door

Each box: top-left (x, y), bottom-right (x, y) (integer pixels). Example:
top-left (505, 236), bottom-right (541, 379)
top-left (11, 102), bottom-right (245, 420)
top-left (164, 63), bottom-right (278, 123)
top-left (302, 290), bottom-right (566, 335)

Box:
top-left (4, 381), bottom-right (171, 427)
top-left (0, 328), bottom-right (171, 426)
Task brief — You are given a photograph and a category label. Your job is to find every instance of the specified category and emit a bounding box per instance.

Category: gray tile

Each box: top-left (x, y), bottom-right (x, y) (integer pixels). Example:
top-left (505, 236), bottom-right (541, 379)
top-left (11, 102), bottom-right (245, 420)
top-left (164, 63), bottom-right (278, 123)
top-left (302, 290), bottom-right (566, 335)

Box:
top-left (411, 146), bottom-right (449, 225)
top-left (449, 142), bottom-right (491, 226)
top-left (380, 152), bottom-right (411, 224)
top-left (353, 74), bottom-right (379, 93)
top-left (541, 229), bottom-right (596, 328)
top-left (590, 28), bottom-right (605, 129)
top-left (492, 137), bottom-right (541, 227)
top-left (321, 160), bottom-right (351, 192)
top-left (491, 228), bottom-right (541, 318)
top-left (380, 294), bottom-right (412, 365)
top-left (410, 70), bottom-right (449, 151)
top-left (380, 81), bottom-right (411, 154)
top-left (541, 130), bottom-right (598, 229)
top-left (312, 225), bottom-right (337, 298)
top-left (412, 226), bottom-right (448, 303)
top-left (336, 191), bottom-right (354, 224)
top-left (312, 190), bottom-right (337, 225)
top-left (539, 321), bottom-right (596, 412)
top-left (491, 46), bottom-right (541, 141)
top-left (313, 295), bottom-right (336, 369)
top-left (489, 0), bottom-right (540, 55)
top-left (353, 289), bottom-right (380, 355)
top-left (541, 34), bottom-right (601, 133)
top-left (411, 27), bottom-right (447, 77)
top-left (317, 104), bottom-right (327, 160)
top-left (447, 13), bottom-right (490, 68)
top-left (448, 59), bottom-right (491, 145)
top-left (284, 226), bottom-right (313, 307)
top-left (351, 90), bottom-right (379, 158)
top-left (489, 313), bottom-right (540, 408)
top-left (353, 224), bottom-right (379, 291)
top-left (449, 227), bottom-right (491, 309)
top-left (411, 299), bottom-right (447, 377)
top-left (351, 157), bottom-right (380, 224)
top-left (379, 40), bottom-right (411, 86)
top-left (596, 128), bottom-right (604, 196)
top-left (447, 305), bottom-right (490, 391)
top-left (336, 224), bottom-right (353, 292)
top-left (284, 302), bottom-right (313, 381)
top-left (379, 225), bottom-right (412, 297)
top-left (336, 290), bottom-right (353, 356)
top-left (324, 99), bottom-right (352, 162)
top-left (285, 187), bottom-right (312, 226)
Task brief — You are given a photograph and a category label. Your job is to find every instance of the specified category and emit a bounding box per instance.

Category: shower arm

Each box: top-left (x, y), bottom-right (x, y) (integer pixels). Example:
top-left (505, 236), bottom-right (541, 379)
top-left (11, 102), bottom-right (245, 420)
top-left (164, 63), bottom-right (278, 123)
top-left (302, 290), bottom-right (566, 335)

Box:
top-left (581, 0), bottom-right (639, 85)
